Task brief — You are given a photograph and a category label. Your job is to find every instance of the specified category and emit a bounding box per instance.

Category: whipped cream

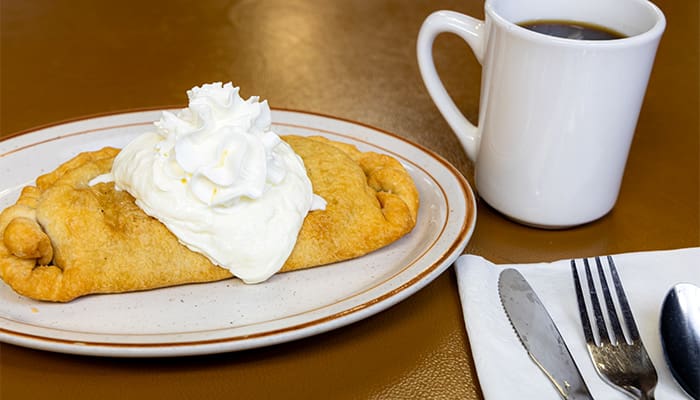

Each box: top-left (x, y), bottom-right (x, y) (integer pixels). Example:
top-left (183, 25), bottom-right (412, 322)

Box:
top-left (112, 82), bottom-right (322, 283)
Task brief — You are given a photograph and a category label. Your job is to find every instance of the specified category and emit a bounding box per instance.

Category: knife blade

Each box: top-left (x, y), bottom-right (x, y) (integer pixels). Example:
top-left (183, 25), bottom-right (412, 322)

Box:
top-left (498, 268), bottom-right (592, 400)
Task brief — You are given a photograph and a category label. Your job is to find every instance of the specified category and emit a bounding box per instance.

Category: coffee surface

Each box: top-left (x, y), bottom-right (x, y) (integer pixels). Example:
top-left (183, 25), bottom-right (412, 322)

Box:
top-left (519, 20), bottom-right (627, 40)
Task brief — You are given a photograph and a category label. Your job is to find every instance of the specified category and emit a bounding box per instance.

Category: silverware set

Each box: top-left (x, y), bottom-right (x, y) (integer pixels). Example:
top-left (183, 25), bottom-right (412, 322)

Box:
top-left (499, 255), bottom-right (699, 400)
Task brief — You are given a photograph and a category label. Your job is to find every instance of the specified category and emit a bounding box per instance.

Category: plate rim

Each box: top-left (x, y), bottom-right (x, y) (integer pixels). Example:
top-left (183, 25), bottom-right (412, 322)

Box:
top-left (0, 108), bottom-right (477, 357)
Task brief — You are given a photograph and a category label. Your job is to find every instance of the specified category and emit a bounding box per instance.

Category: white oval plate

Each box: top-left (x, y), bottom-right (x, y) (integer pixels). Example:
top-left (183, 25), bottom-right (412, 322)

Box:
top-left (0, 109), bottom-right (476, 357)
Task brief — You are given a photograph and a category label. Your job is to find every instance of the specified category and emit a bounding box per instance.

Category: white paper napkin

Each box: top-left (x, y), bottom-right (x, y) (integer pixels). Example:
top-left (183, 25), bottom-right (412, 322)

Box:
top-left (455, 247), bottom-right (699, 399)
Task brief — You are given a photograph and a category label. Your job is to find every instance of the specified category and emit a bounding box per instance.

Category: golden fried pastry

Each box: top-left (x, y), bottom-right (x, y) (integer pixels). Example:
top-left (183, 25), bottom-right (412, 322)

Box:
top-left (281, 135), bottom-right (419, 271)
top-left (0, 136), bottom-right (419, 302)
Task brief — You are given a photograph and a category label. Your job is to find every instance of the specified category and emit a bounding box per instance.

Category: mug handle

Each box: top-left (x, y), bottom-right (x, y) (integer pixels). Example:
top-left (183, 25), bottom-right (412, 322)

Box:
top-left (417, 10), bottom-right (486, 162)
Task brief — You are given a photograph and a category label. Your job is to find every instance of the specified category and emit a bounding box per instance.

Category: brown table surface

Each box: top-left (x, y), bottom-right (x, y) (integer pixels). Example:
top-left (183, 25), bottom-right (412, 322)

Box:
top-left (1, 0), bottom-right (697, 398)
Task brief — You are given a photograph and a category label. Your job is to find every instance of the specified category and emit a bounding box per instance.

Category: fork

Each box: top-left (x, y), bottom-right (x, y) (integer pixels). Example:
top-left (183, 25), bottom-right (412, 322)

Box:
top-left (571, 256), bottom-right (658, 399)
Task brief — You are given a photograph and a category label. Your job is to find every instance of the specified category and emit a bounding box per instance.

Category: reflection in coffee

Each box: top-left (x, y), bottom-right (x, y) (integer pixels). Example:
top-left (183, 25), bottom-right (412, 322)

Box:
top-left (519, 20), bottom-right (627, 40)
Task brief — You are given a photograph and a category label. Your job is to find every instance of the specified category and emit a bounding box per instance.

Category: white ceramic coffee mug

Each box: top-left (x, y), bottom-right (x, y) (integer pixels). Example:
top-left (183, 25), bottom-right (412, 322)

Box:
top-left (417, 0), bottom-right (665, 228)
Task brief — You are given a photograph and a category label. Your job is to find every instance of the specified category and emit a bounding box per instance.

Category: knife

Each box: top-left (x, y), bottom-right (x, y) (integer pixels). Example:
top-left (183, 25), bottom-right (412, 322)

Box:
top-left (498, 268), bottom-right (593, 400)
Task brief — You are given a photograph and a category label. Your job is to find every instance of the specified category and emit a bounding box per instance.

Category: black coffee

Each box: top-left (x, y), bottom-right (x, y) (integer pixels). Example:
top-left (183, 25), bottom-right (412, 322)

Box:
top-left (518, 20), bottom-right (627, 40)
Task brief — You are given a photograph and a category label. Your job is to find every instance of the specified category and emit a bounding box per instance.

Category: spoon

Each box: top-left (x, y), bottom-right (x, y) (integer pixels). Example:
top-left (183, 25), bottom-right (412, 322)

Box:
top-left (660, 283), bottom-right (700, 400)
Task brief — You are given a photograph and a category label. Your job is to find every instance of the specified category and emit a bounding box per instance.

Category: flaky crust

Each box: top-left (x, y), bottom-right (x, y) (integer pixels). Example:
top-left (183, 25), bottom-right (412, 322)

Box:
top-left (0, 136), bottom-right (419, 301)
top-left (281, 135), bottom-right (419, 271)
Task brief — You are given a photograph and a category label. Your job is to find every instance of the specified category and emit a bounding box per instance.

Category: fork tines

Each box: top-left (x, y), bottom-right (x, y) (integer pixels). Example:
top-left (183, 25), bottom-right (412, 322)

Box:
top-left (571, 256), bottom-right (658, 399)
top-left (572, 256), bottom-right (640, 346)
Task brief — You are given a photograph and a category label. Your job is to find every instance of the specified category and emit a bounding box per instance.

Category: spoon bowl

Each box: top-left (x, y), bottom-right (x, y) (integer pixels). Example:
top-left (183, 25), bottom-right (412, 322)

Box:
top-left (660, 283), bottom-right (700, 400)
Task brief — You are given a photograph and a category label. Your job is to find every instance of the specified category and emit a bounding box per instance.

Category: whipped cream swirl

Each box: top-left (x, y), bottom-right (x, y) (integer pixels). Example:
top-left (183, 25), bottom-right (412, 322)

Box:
top-left (112, 82), bottom-right (321, 283)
